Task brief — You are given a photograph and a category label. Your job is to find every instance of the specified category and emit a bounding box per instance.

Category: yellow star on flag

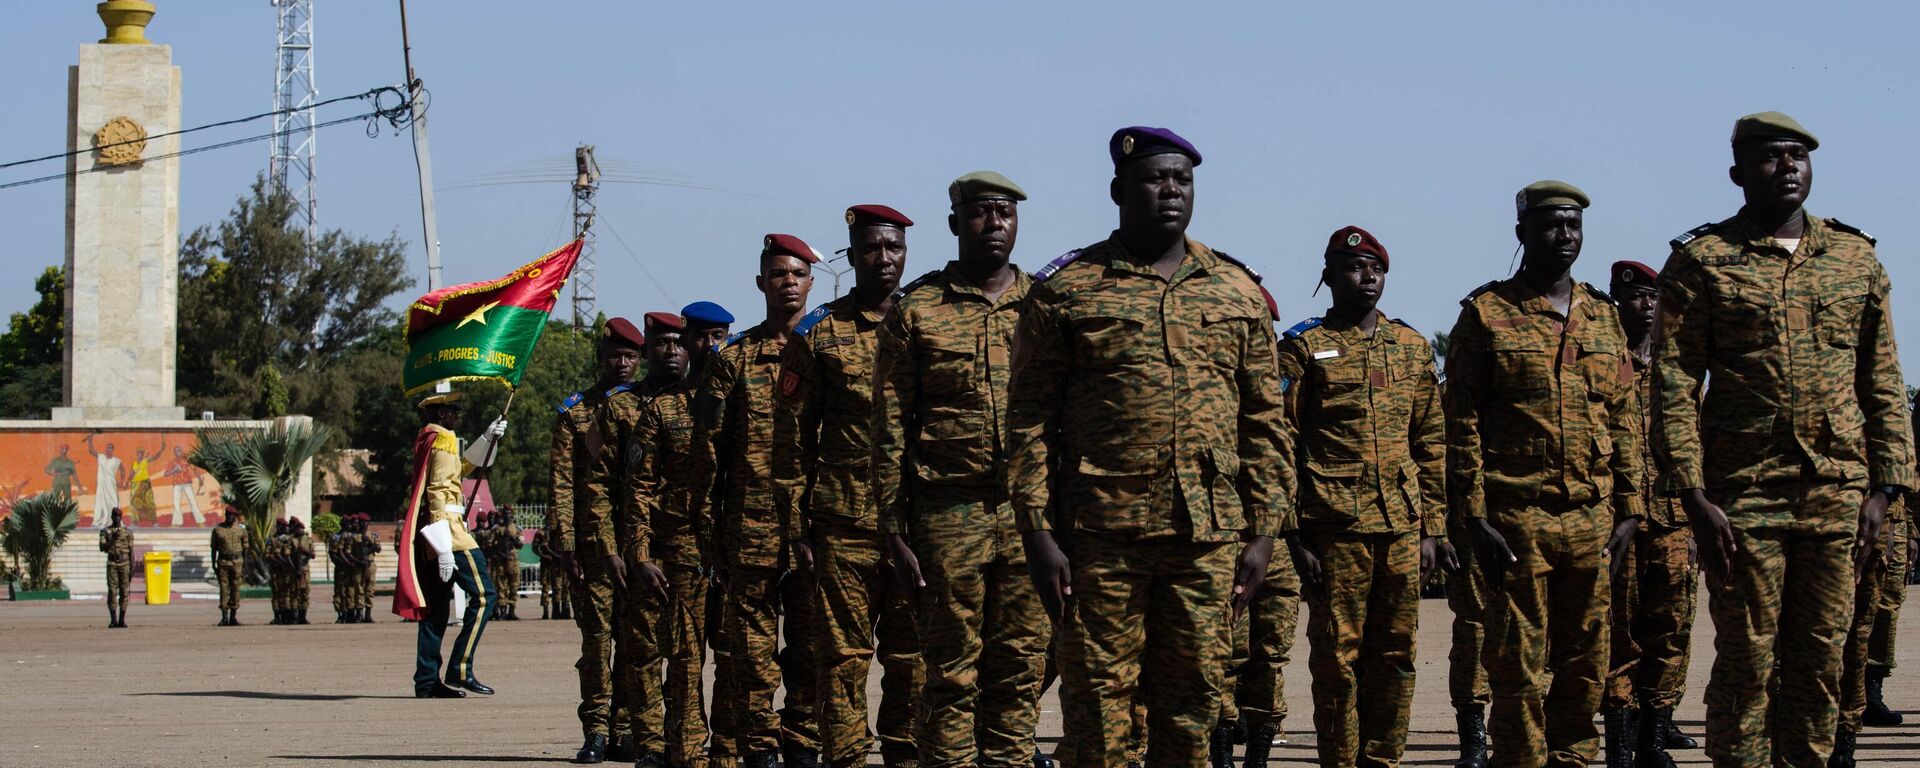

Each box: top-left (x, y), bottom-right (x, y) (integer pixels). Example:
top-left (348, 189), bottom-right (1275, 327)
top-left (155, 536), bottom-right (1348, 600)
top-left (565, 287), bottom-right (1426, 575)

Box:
top-left (457, 300), bottom-right (501, 329)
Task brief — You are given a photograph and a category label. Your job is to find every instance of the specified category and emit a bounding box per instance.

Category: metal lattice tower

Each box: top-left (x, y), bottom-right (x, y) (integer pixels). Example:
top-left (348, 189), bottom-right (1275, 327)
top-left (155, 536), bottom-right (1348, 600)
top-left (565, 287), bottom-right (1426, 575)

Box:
top-left (572, 145), bottom-right (601, 327)
top-left (269, 0), bottom-right (318, 246)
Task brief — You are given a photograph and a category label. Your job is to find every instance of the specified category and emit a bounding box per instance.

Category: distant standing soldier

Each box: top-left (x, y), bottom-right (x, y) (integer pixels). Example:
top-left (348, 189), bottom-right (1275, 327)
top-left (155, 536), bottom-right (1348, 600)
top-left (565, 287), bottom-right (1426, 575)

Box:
top-left (99, 507), bottom-right (134, 628)
top-left (268, 519), bottom-right (292, 624)
top-left (283, 518), bottom-right (313, 625)
top-left (1009, 129), bottom-right (1289, 768)
top-left (1277, 226), bottom-right (1449, 768)
top-left (357, 514), bottom-right (381, 623)
top-left (776, 203), bottom-right (923, 768)
top-left (1864, 487), bottom-right (1917, 727)
top-left (1652, 112), bottom-right (1914, 767)
top-left (211, 508), bottom-right (248, 626)
top-left (1599, 260), bottom-right (1698, 767)
top-left (493, 508), bottom-right (524, 620)
top-left (691, 234), bottom-right (823, 768)
top-left (1444, 181), bottom-right (1644, 767)
top-left (666, 303), bottom-right (732, 768)
top-left (874, 173), bottom-right (1048, 768)
top-left (1446, 510), bottom-right (1493, 768)
top-left (330, 516), bottom-right (354, 622)
top-left (532, 528), bottom-right (565, 620)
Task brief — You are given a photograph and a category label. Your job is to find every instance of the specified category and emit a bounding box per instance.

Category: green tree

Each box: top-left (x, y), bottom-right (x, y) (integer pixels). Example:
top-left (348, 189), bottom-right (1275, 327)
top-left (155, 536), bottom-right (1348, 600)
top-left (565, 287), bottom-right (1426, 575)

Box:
top-left (0, 267), bottom-right (66, 418)
top-left (459, 320), bottom-right (598, 507)
top-left (2, 492), bottom-right (78, 591)
top-left (189, 420), bottom-right (333, 583)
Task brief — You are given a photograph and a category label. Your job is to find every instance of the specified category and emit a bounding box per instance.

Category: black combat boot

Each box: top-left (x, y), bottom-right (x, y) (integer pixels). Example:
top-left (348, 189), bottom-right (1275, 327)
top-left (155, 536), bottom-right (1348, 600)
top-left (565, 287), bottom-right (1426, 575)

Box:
top-left (606, 735), bottom-right (636, 762)
top-left (745, 751), bottom-right (778, 768)
top-left (361, 607), bottom-right (375, 623)
top-left (1865, 673), bottom-right (1904, 727)
top-left (297, 609), bottom-right (310, 625)
top-left (1209, 721), bottom-right (1236, 768)
top-left (1455, 705), bottom-right (1489, 768)
top-left (1828, 728), bottom-right (1857, 768)
top-left (1604, 707), bottom-right (1637, 768)
top-left (635, 752), bottom-right (665, 768)
top-left (1243, 723), bottom-right (1276, 768)
top-left (1635, 706), bottom-right (1677, 768)
top-left (575, 733), bottom-right (608, 764)
top-left (781, 743), bottom-right (819, 768)
top-left (1032, 747), bottom-right (1055, 768)
top-left (229, 610), bottom-right (243, 626)
top-left (1661, 712), bottom-right (1697, 748)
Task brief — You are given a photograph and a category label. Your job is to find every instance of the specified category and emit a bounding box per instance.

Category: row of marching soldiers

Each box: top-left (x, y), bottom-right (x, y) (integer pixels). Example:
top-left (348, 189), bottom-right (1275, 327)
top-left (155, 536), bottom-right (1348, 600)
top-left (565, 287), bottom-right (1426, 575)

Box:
top-left (547, 117), bottom-right (1916, 768)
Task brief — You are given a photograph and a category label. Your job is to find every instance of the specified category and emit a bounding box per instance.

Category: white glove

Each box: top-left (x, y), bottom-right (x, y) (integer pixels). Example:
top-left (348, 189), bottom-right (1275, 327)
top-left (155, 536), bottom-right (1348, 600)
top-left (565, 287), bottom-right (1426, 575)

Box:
top-left (420, 519), bottom-right (456, 582)
top-left (462, 418), bottom-right (509, 467)
top-left (436, 551), bottom-right (456, 583)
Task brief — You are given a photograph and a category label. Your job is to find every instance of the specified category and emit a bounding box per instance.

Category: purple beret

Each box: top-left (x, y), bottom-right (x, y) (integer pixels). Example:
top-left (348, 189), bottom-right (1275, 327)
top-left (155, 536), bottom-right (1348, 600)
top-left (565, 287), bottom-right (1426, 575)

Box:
top-left (1109, 126), bottom-right (1202, 169)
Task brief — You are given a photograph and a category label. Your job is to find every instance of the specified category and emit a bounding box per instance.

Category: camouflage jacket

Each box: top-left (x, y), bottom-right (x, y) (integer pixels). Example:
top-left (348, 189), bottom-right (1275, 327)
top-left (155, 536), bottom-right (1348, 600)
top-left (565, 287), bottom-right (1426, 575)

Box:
top-left (644, 382), bottom-right (703, 567)
top-left (587, 388), bottom-right (666, 565)
top-left (1007, 235), bottom-right (1293, 543)
top-left (873, 262), bottom-right (1032, 534)
top-left (548, 383), bottom-right (624, 554)
top-left (1443, 277), bottom-right (1646, 523)
top-left (1276, 312), bottom-right (1445, 536)
top-left (210, 524), bottom-right (247, 561)
top-left (1630, 353), bottom-right (1687, 527)
top-left (494, 522), bottom-right (522, 560)
top-left (690, 323), bottom-right (795, 569)
top-left (1653, 211), bottom-right (1915, 526)
top-left (98, 525), bottom-right (133, 563)
top-left (775, 295), bottom-right (886, 533)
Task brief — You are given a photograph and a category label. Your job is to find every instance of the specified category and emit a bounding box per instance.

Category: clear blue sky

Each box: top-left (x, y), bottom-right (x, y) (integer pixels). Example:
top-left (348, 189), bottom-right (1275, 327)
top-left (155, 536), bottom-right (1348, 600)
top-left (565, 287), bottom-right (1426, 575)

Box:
top-left (5, 1), bottom-right (1918, 378)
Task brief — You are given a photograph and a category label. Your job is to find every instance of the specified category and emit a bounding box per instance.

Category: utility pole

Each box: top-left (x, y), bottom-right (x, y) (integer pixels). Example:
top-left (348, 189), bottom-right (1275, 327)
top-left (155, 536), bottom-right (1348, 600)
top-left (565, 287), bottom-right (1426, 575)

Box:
top-left (398, 0), bottom-right (442, 291)
top-left (270, 0), bottom-right (318, 248)
top-left (571, 145), bottom-right (600, 327)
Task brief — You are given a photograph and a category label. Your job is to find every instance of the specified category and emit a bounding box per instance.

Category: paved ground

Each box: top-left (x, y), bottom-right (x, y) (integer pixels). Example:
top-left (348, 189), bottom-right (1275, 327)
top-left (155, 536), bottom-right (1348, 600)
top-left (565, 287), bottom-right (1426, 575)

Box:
top-left (3, 586), bottom-right (1918, 767)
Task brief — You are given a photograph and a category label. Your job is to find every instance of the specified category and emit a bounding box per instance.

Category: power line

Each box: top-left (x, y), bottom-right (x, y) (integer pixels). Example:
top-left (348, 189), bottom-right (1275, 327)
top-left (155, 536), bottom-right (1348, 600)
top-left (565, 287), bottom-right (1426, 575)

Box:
top-left (598, 213), bottom-right (678, 307)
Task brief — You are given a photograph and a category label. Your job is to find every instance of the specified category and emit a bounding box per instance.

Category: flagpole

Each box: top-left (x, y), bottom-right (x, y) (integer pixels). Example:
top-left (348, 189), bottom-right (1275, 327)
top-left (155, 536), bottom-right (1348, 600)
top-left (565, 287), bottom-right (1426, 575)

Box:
top-left (461, 389), bottom-right (516, 511)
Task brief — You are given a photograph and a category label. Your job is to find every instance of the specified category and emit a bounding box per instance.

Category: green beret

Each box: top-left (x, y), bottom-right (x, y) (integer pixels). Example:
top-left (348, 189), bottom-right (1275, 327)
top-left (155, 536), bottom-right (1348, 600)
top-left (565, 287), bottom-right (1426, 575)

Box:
top-left (1515, 180), bottom-right (1590, 219)
top-left (1731, 111), bottom-right (1818, 151)
top-left (948, 171), bottom-right (1027, 206)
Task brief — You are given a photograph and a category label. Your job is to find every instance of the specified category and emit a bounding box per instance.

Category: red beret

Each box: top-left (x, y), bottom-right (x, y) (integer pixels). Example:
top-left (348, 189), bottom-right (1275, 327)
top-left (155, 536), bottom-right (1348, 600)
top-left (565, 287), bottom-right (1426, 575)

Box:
top-left (643, 311), bottom-right (684, 335)
top-left (762, 233), bottom-right (820, 264)
top-left (1610, 260), bottom-right (1658, 289)
top-left (1324, 225), bottom-right (1389, 270)
top-left (846, 204), bottom-right (913, 229)
top-left (602, 317), bottom-right (645, 350)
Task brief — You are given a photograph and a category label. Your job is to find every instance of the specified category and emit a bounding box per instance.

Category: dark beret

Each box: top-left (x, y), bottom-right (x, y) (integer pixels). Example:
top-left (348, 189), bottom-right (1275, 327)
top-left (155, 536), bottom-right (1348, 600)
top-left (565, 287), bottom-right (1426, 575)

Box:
top-left (1610, 260), bottom-right (1659, 289)
top-left (1515, 180), bottom-right (1590, 219)
top-left (602, 317), bottom-right (645, 350)
top-left (846, 204), bottom-right (913, 229)
top-left (681, 301), bottom-right (734, 326)
top-left (1324, 225), bottom-right (1389, 270)
top-left (762, 233), bottom-right (820, 264)
top-left (1110, 126), bottom-right (1202, 169)
top-left (1731, 111), bottom-right (1818, 151)
top-left (643, 311), bottom-right (684, 335)
top-left (948, 171), bottom-right (1027, 205)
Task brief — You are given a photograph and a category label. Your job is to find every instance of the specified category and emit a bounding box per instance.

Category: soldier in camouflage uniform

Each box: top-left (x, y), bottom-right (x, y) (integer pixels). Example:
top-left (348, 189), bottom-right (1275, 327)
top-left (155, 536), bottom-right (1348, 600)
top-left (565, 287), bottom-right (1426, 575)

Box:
top-left (873, 173), bottom-right (1048, 768)
top-left (679, 301), bottom-right (735, 768)
top-left (1446, 513), bottom-right (1493, 768)
top-left (492, 509), bottom-right (524, 620)
top-left (1009, 128), bottom-right (1290, 768)
top-left (1277, 226), bottom-right (1449, 768)
top-left (1838, 494), bottom-right (1905, 762)
top-left (1652, 112), bottom-right (1915, 768)
top-left (287, 517), bottom-right (313, 624)
top-left (1445, 180), bottom-right (1646, 768)
top-left (1864, 494), bottom-right (1916, 729)
top-left (691, 235), bottom-right (822, 768)
top-left (551, 317), bottom-right (644, 764)
top-left (99, 508), bottom-right (134, 628)
top-left (776, 204), bottom-right (923, 768)
top-left (330, 518), bottom-right (355, 623)
top-left (532, 528), bottom-right (560, 620)
top-left (268, 519), bottom-right (292, 624)
top-left (1598, 261), bottom-right (1698, 768)
top-left (211, 508), bottom-right (247, 625)
top-left (357, 514), bottom-right (381, 623)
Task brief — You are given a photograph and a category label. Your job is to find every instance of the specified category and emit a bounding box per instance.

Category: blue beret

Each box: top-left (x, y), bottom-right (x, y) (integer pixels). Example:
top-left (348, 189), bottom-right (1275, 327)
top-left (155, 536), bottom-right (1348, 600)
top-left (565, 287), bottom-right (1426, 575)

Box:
top-left (680, 301), bottom-right (734, 326)
top-left (1110, 126), bottom-right (1202, 169)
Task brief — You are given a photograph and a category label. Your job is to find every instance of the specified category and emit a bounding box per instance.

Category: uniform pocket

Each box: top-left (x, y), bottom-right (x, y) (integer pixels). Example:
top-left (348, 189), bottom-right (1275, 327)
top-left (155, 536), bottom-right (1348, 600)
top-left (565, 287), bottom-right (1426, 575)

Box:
top-left (1073, 312), bottom-right (1150, 368)
top-left (919, 335), bottom-right (977, 397)
top-left (1301, 459), bottom-right (1364, 523)
top-left (1206, 447), bottom-right (1246, 532)
top-left (1484, 436), bottom-right (1543, 499)
top-left (1067, 444), bottom-right (1162, 532)
top-left (1816, 281), bottom-right (1870, 349)
top-left (1199, 310), bottom-right (1253, 369)
top-left (1490, 335), bottom-right (1551, 395)
top-left (913, 409), bottom-right (993, 485)
top-left (1397, 459), bottom-right (1425, 522)
top-left (1712, 284), bottom-right (1774, 352)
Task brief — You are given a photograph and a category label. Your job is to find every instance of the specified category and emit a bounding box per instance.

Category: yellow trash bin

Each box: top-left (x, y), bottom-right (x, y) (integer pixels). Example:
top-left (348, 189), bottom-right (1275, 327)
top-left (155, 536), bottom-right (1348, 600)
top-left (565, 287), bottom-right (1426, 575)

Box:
top-left (144, 551), bottom-right (173, 605)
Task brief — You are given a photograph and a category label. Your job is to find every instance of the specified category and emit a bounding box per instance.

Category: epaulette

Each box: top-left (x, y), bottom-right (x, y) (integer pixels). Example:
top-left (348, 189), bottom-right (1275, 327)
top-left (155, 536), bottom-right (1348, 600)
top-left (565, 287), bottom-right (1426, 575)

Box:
top-left (1461, 280), bottom-right (1500, 306)
top-left (792, 304), bottom-right (831, 337)
top-left (1582, 282), bottom-right (1617, 305)
top-left (1211, 250), bottom-right (1280, 321)
top-left (1213, 249), bottom-right (1265, 283)
top-left (556, 390), bottom-right (587, 414)
top-left (1669, 222), bottom-right (1717, 250)
top-left (888, 269), bottom-right (943, 303)
top-left (1390, 318), bottom-right (1418, 333)
top-left (722, 330), bottom-right (746, 348)
top-left (1826, 218), bottom-right (1876, 245)
top-left (1032, 249), bottom-right (1083, 282)
top-left (605, 381), bottom-right (636, 398)
top-left (1282, 317), bottom-right (1323, 339)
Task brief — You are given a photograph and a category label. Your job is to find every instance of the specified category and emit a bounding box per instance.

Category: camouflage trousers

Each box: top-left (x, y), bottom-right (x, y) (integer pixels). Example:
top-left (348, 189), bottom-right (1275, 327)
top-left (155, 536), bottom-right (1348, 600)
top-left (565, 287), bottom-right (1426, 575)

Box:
top-left (1868, 518), bottom-right (1912, 675)
top-left (1301, 530), bottom-right (1419, 768)
top-left (1481, 499), bottom-right (1610, 768)
top-left (665, 565), bottom-right (710, 768)
top-left (908, 499), bottom-right (1048, 768)
top-left (1224, 545), bottom-right (1299, 731)
top-left (492, 557), bottom-right (520, 613)
top-left (358, 559), bottom-right (377, 610)
top-left (332, 565), bottom-right (357, 613)
top-left (572, 558), bottom-right (667, 744)
top-left (813, 524), bottom-right (922, 768)
top-left (1056, 535), bottom-right (1236, 768)
top-left (1446, 521), bottom-right (1490, 710)
top-left (1702, 483), bottom-right (1858, 768)
top-left (292, 567), bottom-right (309, 610)
top-left (270, 568), bottom-right (288, 611)
top-left (105, 561), bottom-right (131, 611)
top-left (1603, 521), bottom-right (1696, 711)
top-left (711, 564), bottom-right (820, 757)
top-left (1045, 649), bottom-right (1147, 764)
top-left (216, 559), bottom-right (242, 610)
top-left (542, 560), bottom-right (573, 612)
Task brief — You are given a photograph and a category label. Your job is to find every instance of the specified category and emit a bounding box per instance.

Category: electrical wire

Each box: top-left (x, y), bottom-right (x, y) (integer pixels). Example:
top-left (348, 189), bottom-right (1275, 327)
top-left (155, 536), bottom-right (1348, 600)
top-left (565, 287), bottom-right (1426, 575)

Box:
top-left (597, 214), bottom-right (678, 306)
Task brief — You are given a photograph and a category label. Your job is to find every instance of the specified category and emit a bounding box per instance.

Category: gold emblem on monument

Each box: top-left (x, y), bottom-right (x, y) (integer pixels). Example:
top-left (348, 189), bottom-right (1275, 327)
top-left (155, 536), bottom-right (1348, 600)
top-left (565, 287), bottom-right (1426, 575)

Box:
top-left (93, 116), bottom-right (148, 167)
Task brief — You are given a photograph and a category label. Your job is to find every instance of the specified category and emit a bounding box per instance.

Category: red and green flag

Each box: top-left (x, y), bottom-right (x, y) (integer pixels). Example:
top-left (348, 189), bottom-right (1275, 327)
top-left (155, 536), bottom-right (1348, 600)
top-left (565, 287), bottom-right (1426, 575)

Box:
top-left (402, 240), bottom-right (582, 396)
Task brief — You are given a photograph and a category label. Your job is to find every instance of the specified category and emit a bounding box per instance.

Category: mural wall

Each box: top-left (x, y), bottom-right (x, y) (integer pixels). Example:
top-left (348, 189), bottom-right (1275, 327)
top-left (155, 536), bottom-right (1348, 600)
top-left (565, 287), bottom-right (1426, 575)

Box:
top-left (0, 429), bottom-right (224, 528)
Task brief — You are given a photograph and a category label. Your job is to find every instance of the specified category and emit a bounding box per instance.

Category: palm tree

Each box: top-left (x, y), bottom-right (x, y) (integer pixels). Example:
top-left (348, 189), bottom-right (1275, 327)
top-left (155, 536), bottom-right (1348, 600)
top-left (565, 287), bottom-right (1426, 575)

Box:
top-left (3, 492), bottom-right (79, 591)
top-left (189, 421), bottom-right (332, 584)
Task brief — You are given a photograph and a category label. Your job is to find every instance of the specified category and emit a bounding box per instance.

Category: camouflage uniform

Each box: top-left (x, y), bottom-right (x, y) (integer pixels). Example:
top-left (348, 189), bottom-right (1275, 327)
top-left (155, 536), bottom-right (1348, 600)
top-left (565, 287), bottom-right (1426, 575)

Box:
top-left (1277, 311), bottom-right (1445, 766)
top-left (1446, 519), bottom-right (1491, 711)
top-left (1839, 497), bottom-right (1903, 735)
top-left (552, 384), bottom-right (636, 743)
top-left (491, 521), bottom-right (524, 615)
top-left (329, 530), bottom-right (354, 616)
top-left (1652, 212), bottom-right (1915, 766)
top-left (778, 295), bottom-right (923, 768)
top-left (1234, 557), bottom-right (1299, 736)
top-left (1444, 277), bottom-right (1645, 767)
top-left (211, 523), bottom-right (246, 611)
top-left (1602, 357), bottom-right (1695, 713)
top-left (1007, 237), bottom-right (1292, 768)
top-left (268, 530), bottom-right (291, 615)
top-left (358, 527), bottom-right (381, 615)
top-left (691, 324), bottom-right (820, 760)
top-left (647, 384), bottom-right (713, 768)
top-left (597, 386), bottom-right (674, 758)
top-left (289, 530), bottom-right (313, 613)
top-left (1868, 511), bottom-right (1913, 680)
top-left (99, 523), bottom-right (134, 617)
top-left (874, 263), bottom-right (1049, 768)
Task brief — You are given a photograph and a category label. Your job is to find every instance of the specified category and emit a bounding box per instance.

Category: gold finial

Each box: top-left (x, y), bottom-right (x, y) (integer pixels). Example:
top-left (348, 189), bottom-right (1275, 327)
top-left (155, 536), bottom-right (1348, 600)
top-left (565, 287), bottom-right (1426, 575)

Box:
top-left (97, 1), bottom-right (156, 45)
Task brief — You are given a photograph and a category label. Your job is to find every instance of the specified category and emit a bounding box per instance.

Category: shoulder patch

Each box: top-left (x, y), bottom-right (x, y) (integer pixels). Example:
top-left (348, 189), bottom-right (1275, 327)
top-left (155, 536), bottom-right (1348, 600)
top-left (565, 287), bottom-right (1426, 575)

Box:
top-left (1283, 317), bottom-right (1324, 339)
top-left (1826, 218), bottom-right (1876, 245)
top-left (556, 390), bottom-right (587, 414)
top-left (1461, 280), bottom-right (1500, 306)
top-left (1582, 282), bottom-right (1617, 305)
top-left (722, 330), bottom-right (746, 348)
top-left (1032, 249), bottom-right (1083, 283)
top-left (1670, 222), bottom-right (1717, 250)
top-left (792, 304), bottom-right (831, 337)
top-left (889, 269), bottom-right (943, 303)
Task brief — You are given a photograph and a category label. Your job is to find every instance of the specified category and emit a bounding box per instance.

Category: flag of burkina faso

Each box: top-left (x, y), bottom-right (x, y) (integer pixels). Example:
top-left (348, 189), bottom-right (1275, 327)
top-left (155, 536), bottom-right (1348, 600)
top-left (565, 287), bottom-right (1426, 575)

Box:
top-left (402, 240), bottom-right (582, 396)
